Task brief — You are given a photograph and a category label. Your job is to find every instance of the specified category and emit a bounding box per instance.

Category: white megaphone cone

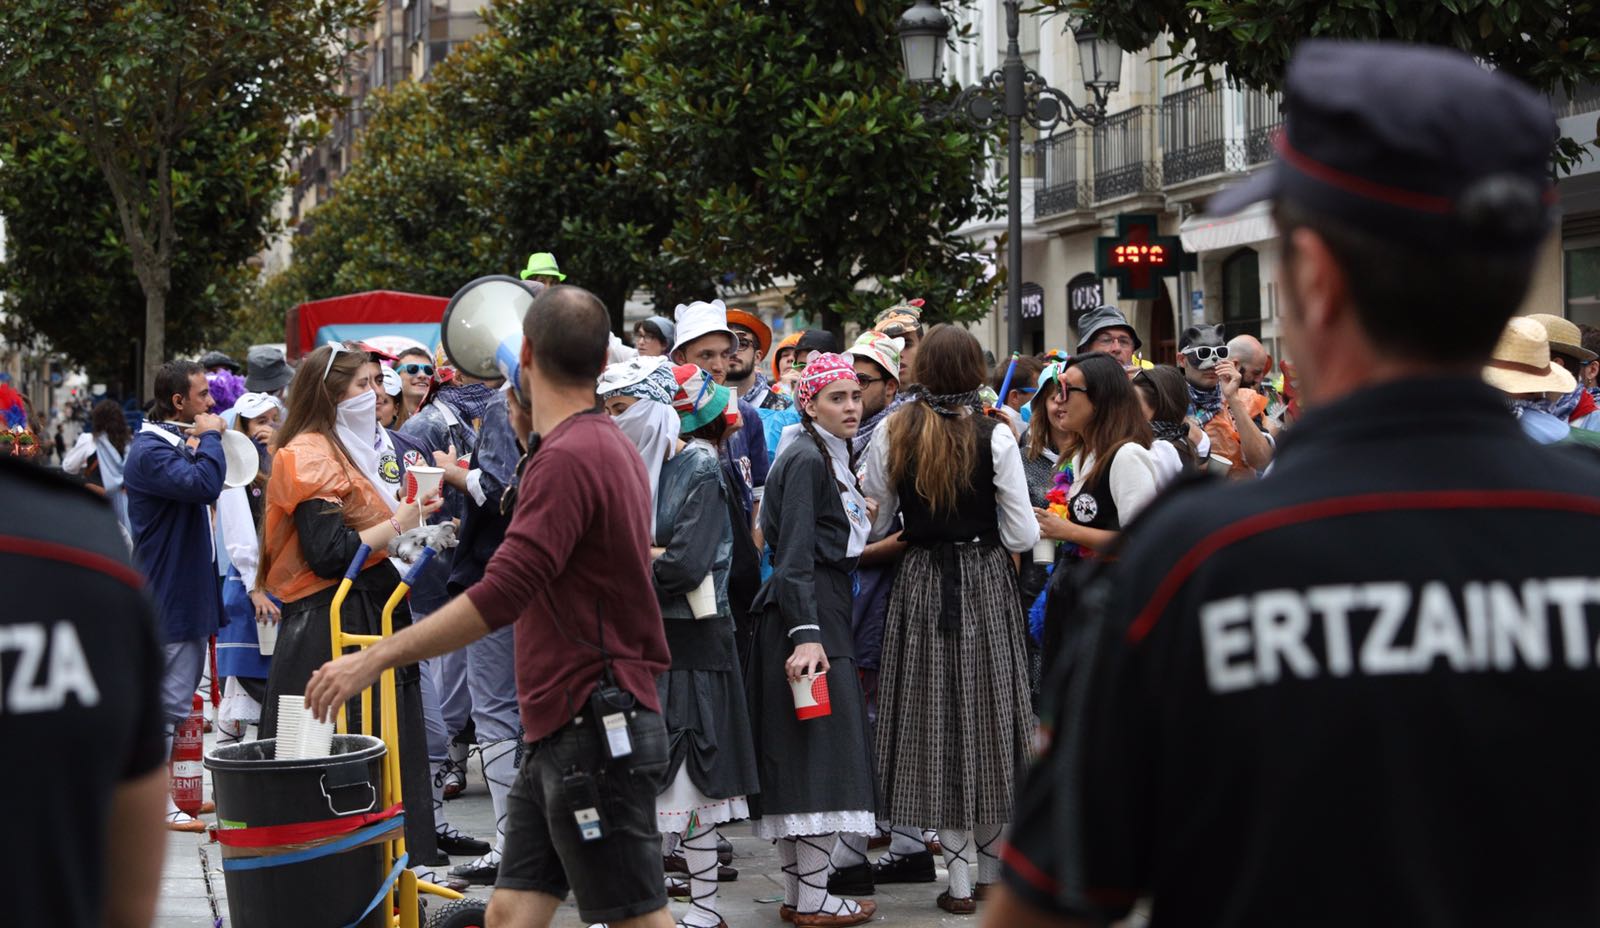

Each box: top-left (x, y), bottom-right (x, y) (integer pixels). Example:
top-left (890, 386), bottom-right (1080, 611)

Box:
top-left (441, 276), bottom-right (542, 400)
top-left (220, 430), bottom-right (260, 488)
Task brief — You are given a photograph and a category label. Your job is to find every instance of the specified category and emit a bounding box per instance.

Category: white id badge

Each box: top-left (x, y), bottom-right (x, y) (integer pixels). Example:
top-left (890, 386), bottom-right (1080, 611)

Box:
top-left (575, 807), bottom-right (603, 842)
top-left (603, 712), bottom-right (633, 758)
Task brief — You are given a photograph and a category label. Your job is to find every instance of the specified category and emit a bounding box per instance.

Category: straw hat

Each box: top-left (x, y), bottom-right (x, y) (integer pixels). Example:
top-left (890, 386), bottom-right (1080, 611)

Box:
top-left (1483, 317), bottom-right (1577, 395)
top-left (1527, 313), bottom-right (1597, 363)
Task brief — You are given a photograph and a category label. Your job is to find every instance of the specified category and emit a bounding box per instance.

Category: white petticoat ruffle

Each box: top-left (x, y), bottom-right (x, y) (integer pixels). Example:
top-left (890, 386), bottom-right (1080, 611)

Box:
top-left (751, 810), bottom-right (877, 840)
top-left (656, 764), bottom-right (751, 837)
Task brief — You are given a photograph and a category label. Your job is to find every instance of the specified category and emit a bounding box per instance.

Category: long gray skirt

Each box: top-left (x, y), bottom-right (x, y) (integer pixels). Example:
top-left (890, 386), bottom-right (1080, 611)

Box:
top-left (875, 544), bottom-right (1033, 830)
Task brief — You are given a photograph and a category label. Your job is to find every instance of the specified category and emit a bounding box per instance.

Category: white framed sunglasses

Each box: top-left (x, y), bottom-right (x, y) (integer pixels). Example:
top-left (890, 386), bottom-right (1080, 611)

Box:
top-left (322, 342), bottom-right (351, 381)
top-left (1181, 345), bottom-right (1230, 363)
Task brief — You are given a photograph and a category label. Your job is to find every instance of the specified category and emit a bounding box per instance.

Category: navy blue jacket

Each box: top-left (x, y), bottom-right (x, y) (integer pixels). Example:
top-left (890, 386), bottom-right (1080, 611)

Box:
top-left (124, 424), bottom-right (227, 643)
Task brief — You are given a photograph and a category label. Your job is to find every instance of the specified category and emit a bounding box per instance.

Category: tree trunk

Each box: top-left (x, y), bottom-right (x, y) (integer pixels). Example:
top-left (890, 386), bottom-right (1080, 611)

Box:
top-left (143, 285), bottom-right (167, 401)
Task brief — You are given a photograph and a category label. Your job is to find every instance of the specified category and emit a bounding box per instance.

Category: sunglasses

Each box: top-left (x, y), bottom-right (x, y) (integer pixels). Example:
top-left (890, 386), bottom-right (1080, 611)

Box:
top-left (856, 374), bottom-right (885, 388)
top-left (397, 363), bottom-right (435, 377)
top-left (1181, 345), bottom-right (1231, 363)
top-left (1064, 385), bottom-right (1090, 396)
top-left (322, 343), bottom-right (350, 381)
top-left (734, 335), bottom-right (758, 351)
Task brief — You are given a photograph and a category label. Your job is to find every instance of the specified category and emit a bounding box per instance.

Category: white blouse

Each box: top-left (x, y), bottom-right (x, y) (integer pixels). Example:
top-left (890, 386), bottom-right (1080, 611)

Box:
top-left (1071, 443), bottom-right (1160, 525)
top-left (863, 414), bottom-right (1040, 552)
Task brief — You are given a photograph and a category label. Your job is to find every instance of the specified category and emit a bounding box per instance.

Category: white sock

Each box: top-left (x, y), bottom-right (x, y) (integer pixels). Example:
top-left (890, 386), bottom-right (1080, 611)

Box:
top-left (778, 837), bottom-right (799, 907)
top-left (663, 831), bottom-right (683, 858)
top-left (681, 827), bottom-right (722, 928)
top-left (796, 833), bottom-right (859, 916)
top-left (479, 738), bottom-right (517, 855)
top-left (885, 823), bottom-right (926, 861)
top-left (831, 832), bottom-right (868, 870)
top-left (976, 823), bottom-right (1004, 885)
top-left (938, 829), bottom-right (975, 899)
top-left (429, 762), bottom-right (454, 837)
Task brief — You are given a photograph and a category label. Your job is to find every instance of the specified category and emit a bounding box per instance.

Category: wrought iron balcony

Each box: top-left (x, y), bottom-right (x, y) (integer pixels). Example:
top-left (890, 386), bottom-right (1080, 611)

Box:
top-left (1092, 105), bottom-right (1161, 202)
top-left (1034, 130), bottom-right (1086, 217)
top-left (1161, 85), bottom-right (1244, 184)
top-left (1244, 90), bottom-right (1283, 165)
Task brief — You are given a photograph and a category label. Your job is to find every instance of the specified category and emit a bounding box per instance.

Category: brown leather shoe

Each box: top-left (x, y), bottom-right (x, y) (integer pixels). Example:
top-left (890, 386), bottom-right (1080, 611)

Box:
top-left (779, 904), bottom-right (794, 923)
top-left (866, 833), bottom-right (891, 850)
top-left (668, 878), bottom-right (689, 899)
top-left (973, 882), bottom-right (993, 901)
top-left (792, 900), bottom-right (876, 927)
top-left (665, 854), bottom-right (687, 874)
top-left (937, 891), bottom-right (976, 914)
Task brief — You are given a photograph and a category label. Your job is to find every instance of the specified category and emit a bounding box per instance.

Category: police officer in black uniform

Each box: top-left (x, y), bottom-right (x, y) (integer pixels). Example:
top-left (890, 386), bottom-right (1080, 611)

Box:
top-left (2, 454), bottom-right (167, 928)
top-left (988, 41), bottom-right (1600, 928)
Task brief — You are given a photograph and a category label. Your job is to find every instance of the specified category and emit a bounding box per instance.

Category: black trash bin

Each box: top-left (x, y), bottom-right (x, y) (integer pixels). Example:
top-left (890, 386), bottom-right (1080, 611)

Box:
top-left (206, 735), bottom-right (391, 928)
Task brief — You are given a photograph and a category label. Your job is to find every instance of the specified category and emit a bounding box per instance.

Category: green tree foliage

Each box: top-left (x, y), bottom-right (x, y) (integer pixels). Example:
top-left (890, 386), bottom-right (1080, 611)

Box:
top-left (613, 0), bottom-right (1001, 331)
top-left (280, 0), bottom-right (698, 332)
top-left (1054, 0), bottom-right (1600, 164)
top-left (0, 0), bottom-right (375, 394)
top-left (0, 111), bottom-right (278, 391)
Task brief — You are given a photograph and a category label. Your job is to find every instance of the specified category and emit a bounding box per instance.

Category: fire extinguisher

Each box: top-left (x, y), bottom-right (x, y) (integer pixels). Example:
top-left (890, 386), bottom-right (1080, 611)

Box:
top-left (171, 692), bottom-right (205, 817)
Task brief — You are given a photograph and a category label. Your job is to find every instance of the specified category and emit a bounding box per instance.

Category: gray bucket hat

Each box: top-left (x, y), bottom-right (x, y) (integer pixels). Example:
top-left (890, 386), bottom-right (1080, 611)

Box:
top-left (245, 345), bottom-right (293, 393)
top-left (1075, 305), bottom-right (1142, 353)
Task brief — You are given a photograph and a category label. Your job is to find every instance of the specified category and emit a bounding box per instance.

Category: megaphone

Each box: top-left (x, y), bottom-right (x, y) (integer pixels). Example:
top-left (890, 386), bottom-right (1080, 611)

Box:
top-left (441, 276), bottom-right (540, 395)
top-left (220, 430), bottom-right (260, 488)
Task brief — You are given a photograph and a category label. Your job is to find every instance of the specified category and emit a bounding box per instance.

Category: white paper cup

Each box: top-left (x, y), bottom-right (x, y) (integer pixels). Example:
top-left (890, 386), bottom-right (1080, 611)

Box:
top-left (790, 671), bottom-right (832, 721)
top-left (256, 619), bottom-right (277, 656)
top-left (686, 574), bottom-right (717, 619)
top-left (404, 465), bottom-right (445, 503)
top-left (1207, 454), bottom-right (1233, 477)
top-left (1032, 539), bottom-right (1056, 564)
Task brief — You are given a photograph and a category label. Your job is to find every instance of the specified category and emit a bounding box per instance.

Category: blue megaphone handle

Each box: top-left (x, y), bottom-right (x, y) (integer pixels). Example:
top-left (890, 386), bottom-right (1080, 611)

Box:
top-left (344, 543), bottom-right (372, 581)
top-left (402, 547), bottom-right (438, 586)
top-left (496, 336), bottom-right (523, 403)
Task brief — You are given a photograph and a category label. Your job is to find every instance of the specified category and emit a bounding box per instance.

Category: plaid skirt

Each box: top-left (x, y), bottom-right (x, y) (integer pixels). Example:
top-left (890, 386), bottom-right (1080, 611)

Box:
top-left (874, 543), bottom-right (1034, 830)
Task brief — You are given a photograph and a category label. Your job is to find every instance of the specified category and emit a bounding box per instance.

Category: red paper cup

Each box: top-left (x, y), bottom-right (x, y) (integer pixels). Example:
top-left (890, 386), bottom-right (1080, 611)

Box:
top-left (791, 671), bottom-right (831, 721)
top-left (404, 465), bottom-right (444, 504)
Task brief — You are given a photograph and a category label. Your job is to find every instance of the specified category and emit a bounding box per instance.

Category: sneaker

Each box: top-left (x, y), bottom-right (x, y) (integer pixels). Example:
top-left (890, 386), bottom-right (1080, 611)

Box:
top-left (871, 850), bottom-right (936, 884)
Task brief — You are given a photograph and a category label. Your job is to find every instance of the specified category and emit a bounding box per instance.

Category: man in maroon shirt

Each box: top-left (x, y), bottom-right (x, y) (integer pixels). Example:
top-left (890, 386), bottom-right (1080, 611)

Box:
top-left (308, 285), bottom-right (674, 928)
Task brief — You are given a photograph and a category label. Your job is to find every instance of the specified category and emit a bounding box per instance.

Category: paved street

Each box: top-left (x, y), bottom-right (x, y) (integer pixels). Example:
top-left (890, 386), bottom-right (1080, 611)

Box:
top-left (157, 729), bottom-right (977, 928)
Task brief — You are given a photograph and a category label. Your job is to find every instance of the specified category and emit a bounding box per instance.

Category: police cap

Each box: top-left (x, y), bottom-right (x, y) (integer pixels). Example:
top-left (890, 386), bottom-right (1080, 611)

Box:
top-left (1207, 41), bottom-right (1558, 253)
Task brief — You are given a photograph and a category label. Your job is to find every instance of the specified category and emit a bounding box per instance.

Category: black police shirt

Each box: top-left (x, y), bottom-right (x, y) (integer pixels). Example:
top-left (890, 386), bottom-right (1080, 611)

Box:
top-left (2, 455), bottom-right (165, 928)
top-left (1004, 378), bottom-right (1600, 927)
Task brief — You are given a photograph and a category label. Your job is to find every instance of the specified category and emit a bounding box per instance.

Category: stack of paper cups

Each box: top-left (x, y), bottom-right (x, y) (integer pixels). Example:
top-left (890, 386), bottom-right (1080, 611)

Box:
top-left (256, 620), bottom-right (277, 656)
top-left (275, 695), bottom-right (335, 759)
top-left (686, 573), bottom-right (717, 619)
top-left (1032, 538), bottom-right (1056, 564)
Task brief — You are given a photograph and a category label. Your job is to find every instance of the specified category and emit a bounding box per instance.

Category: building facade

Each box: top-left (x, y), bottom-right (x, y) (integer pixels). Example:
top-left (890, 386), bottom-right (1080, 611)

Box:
top-left (955, 4), bottom-right (1600, 366)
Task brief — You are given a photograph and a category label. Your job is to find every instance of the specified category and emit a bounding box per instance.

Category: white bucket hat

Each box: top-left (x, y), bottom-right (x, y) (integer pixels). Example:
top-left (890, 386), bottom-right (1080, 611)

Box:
top-left (1483, 317), bottom-right (1578, 396)
top-left (671, 299), bottom-right (735, 354)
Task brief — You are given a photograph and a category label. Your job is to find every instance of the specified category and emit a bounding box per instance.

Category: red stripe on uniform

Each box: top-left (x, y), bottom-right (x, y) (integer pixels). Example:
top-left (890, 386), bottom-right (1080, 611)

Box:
top-left (1000, 840), bottom-right (1059, 893)
top-left (0, 535), bottom-right (144, 590)
top-left (1276, 136), bottom-right (1455, 214)
top-left (1127, 490), bottom-right (1600, 645)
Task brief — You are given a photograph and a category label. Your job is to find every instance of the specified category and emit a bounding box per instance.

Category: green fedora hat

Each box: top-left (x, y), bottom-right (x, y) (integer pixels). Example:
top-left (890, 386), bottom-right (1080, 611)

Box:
top-left (519, 251), bottom-right (566, 281)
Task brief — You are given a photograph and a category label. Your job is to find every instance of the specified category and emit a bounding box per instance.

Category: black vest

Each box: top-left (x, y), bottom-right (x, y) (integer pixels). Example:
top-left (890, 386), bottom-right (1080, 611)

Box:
top-left (897, 415), bottom-right (1002, 547)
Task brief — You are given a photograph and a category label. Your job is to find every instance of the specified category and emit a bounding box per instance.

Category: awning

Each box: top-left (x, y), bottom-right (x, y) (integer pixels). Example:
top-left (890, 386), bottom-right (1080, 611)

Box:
top-left (1179, 202), bottom-right (1276, 253)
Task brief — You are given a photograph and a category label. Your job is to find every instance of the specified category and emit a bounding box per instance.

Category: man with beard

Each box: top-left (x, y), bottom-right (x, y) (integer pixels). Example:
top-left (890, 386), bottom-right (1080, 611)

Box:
top-left (726, 308), bottom-right (792, 413)
top-left (990, 42), bottom-right (1600, 928)
top-left (1179, 324), bottom-right (1273, 477)
top-left (671, 300), bottom-right (769, 529)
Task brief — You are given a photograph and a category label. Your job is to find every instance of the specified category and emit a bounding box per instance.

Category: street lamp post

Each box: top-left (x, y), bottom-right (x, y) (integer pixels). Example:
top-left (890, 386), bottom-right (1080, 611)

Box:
top-left (898, 0), bottom-right (1122, 355)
